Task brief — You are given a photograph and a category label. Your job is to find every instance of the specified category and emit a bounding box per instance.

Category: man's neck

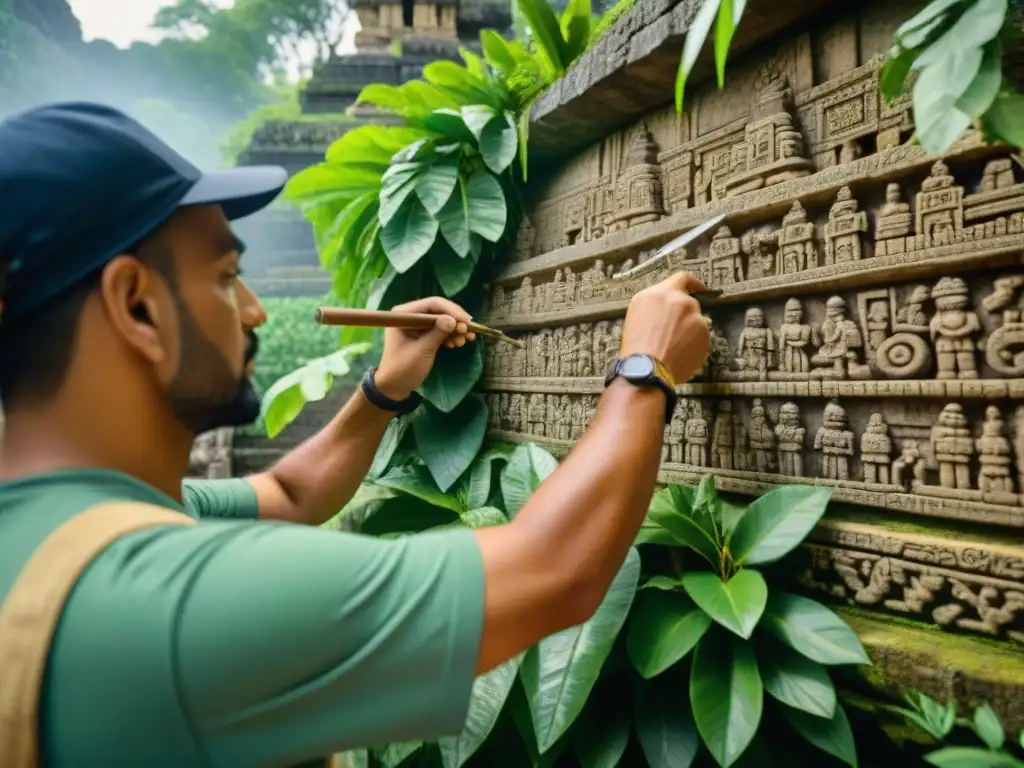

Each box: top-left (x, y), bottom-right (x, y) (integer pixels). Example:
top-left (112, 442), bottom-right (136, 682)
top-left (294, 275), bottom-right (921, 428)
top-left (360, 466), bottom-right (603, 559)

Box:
top-left (0, 398), bottom-right (195, 503)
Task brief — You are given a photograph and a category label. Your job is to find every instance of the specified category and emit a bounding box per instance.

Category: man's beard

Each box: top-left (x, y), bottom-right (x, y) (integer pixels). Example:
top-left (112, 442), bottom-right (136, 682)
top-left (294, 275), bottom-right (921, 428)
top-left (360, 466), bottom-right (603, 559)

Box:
top-left (164, 301), bottom-right (260, 435)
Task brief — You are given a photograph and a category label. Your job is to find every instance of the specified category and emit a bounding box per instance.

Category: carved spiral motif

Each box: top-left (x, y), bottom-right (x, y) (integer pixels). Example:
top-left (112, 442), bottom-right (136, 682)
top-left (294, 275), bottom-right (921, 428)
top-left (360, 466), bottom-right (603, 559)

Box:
top-left (985, 325), bottom-right (1024, 377)
top-left (875, 332), bottom-right (933, 379)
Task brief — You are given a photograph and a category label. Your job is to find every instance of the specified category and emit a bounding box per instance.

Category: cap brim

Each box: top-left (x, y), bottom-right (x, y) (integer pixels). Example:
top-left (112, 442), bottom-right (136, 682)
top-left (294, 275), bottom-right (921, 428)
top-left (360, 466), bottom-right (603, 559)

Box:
top-left (180, 165), bottom-right (288, 221)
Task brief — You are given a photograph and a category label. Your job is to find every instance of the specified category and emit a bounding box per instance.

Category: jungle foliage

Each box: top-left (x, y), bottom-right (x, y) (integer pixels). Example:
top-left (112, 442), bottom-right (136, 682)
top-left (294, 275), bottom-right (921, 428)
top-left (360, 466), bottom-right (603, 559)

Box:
top-left (674, 0), bottom-right (1024, 155)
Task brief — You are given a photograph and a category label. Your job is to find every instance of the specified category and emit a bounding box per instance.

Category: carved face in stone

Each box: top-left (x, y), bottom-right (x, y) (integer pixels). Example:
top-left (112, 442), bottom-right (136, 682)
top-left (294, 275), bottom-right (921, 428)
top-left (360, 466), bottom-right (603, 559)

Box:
top-left (886, 183), bottom-right (901, 204)
top-left (783, 299), bottom-right (802, 323)
top-left (825, 296), bottom-right (846, 320)
top-left (779, 403), bottom-right (799, 424)
top-left (868, 301), bottom-right (887, 321)
top-left (939, 403), bottom-right (967, 428)
top-left (745, 308), bottom-right (765, 328)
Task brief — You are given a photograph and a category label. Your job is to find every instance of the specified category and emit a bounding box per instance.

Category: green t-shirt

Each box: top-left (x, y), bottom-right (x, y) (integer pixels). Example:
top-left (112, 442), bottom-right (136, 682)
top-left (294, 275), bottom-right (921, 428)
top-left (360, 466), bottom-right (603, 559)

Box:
top-left (0, 469), bottom-right (485, 767)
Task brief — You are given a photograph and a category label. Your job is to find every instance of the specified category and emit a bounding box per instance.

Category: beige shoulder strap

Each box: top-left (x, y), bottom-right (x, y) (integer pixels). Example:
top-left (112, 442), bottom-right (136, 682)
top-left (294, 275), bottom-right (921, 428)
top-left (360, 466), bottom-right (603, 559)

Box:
top-left (0, 501), bottom-right (196, 768)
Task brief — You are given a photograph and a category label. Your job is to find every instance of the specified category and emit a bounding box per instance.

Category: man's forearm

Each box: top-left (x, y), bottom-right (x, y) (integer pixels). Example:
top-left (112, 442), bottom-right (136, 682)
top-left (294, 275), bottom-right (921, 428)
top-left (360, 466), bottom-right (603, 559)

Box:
top-left (473, 379), bottom-right (665, 671)
top-left (251, 387), bottom-right (394, 525)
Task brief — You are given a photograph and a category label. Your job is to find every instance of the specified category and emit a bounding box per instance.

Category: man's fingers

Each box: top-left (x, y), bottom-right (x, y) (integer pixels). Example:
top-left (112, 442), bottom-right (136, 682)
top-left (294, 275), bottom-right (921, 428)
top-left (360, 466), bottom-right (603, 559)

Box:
top-left (661, 271), bottom-right (709, 295)
top-left (393, 296), bottom-right (472, 324)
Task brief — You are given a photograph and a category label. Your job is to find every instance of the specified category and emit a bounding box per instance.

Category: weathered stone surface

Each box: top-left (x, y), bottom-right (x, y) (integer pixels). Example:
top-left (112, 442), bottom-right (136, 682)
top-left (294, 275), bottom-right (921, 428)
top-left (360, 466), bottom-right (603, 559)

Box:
top-left (482, 0), bottom-right (1024, 725)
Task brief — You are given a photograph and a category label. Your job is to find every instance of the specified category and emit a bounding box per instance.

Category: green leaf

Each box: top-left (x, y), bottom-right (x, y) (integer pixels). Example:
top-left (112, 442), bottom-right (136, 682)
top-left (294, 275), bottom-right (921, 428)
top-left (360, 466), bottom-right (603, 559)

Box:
top-left (982, 91), bottom-right (1024, 149)
top-left (376, 740), bottom-right (423, 767)
top-left (479, 113), bottom-right (519, 175)
top-left (560, 0), bottom-right (592, 61)
top-left (880, 47), bottom-right (916, 101)
top-left (714, 0), bottom-right (747, 88)
top-left (437, 177), bottom-right (472, 257)
top-left (517, 104), bottom-right (532, 180)
top-left (413, 395), bottom-right (488, 491)
top-left (956, 39), bottom-right (1002, 118)
top-left (627, 589), bottom-right (712, 678)
top-left (466, 449), bottom-right (505, 509)
top-left (336, 749), bottom-right (369, 768)
top-left (635, 517), bottom-right (680, 546)
top-left (376, 463), bottom-right (464, 512)
top-left (641, 574), bottom-right (686, 591)
top-left (379, 161), bottom-right (425, 226)
top-left (782, 704), bottom-right (858, 767)
top-left (461, 105), bottom-right (498, 140)
top-left (460, 506), bottom-right (507, 528)
top-left (759, 641), bottom-right (837, 718)
top-left (676, 0), bottom-right (721, 112)
top-left (465, 170), bottom-right (508, 242)
top-left (360, 495), bottom-right (458, 536)
top-left (325, 124), bottom-right (428, 167)
top-left (635, 676), bottom-right (700, 768)
top-left (500, 442), bottom-right (559, 518)
top-left (571, 697), bottom-right (630, 768)
top-left (925, 748), bottom-right (1021, 768)
top-left (420, 340), bottom-right (484, 412)
top-left (522, 548), bottom-right (641, 753)
top-left (416, 156), bottom-right (461, 215)
top-left (319, 191), bottom-right (378, 270)
top-left (369, 417), bottom-right (410, 479)
top-left (380, 196), bottom-right (439, 273)
top-left (973, 703), bottom-right (1005, 750)
top-left (517, 0), bottom-right (570, 73)
top-left (913, 53), bottom-right (977, 154)
top-left (439, 654), bottom-right (524, 768)
top-left (432, 239), bottom-right (479, 297)
top-left (690, 632), bottom-right (763, 767)
top-left (682, 570), bottom-right (767, 639)
top-left (647, 487), bottom-right (720, 568)
top-left (418, 108), bottom-right (479, 144)
top-left (727, 486), bottom-right (832, 566)
top-left (915, 0), bottom-right (1007, 69)
top-left (481, 29), bottom-right (518, 74)
top-left (896, 0), bottom-right (963, 41)
top-left (762, 591), bottom-right (870, 666)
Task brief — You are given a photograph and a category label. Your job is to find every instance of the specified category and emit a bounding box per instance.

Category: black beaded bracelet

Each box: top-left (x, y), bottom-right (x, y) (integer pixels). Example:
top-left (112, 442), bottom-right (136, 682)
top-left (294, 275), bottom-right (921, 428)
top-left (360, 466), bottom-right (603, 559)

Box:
top-left (361, 367), bottom-right (422, 415)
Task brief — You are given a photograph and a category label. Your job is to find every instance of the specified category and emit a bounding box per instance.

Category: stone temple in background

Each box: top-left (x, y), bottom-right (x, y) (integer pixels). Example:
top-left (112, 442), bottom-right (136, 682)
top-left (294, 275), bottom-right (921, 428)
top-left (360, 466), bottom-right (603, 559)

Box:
top-left (233, 0), bottom-right (512, 299)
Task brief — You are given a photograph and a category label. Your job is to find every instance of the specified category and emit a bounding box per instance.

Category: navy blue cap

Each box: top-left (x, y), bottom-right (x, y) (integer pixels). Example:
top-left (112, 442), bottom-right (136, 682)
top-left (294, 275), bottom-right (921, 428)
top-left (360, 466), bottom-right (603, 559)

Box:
top-left (0, 102), bottom-right (288, 322)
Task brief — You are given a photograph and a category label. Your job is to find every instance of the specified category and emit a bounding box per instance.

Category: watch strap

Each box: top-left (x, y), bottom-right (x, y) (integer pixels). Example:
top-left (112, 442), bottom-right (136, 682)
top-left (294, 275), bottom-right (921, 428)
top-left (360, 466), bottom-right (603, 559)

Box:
top-left (604, 354), bottom-right (677, 425)
top-left (361, 367), bottom-right (422, 415)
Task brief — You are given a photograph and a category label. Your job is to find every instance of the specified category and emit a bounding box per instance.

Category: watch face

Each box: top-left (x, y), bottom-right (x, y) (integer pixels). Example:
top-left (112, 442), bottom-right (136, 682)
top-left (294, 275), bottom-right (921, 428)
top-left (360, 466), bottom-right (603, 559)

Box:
top-left (619, 354), bottom-right (656, 379)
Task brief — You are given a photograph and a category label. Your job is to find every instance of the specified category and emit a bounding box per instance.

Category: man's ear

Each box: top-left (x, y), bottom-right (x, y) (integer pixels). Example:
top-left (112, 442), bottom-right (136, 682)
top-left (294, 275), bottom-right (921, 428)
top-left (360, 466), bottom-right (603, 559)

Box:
top-left (99, 255), bottom-right (171, 366)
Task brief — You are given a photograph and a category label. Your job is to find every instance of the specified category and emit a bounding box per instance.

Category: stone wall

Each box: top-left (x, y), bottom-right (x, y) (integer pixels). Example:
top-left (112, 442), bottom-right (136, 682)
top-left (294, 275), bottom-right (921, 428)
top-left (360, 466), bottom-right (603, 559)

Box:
top-left (480, 0), bottom-right (1024, 729)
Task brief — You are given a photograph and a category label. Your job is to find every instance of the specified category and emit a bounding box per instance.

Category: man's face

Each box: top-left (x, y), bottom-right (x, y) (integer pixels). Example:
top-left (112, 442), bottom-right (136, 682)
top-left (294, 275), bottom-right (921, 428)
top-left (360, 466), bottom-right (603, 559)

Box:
top-left (158, 206), bottom-right (266, 434)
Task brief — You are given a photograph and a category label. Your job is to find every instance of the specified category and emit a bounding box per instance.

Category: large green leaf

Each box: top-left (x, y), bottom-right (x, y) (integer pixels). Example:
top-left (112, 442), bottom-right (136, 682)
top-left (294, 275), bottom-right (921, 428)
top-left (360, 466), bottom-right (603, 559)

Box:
top-left (682, 570), bottom-right (767, 639)
top-left (690, 632), bottom-right (763, 768)
top-left (500, 442), bottom-right (559, 518)
top-left (956, 39), bottom-right (1002, 118)
top-left (727, 486), bottom-right (832, 566)
top-left (379, 161), bottom-right (426, 226)
top-left (413, 395), bottom-right (488, 491)
top-left (479, 113), bottom-right (519, 175)
top-left (522, 548), bottom-right (641, 753)
top-left (761, 591), bottom-right (870, 666)
top-left (571, 696), bottom-right (630, 768)
top-left (465, 170), bottom-right (508, 242)
top-left (973, 703), bottom-right (1006, 750)
top-left (375, 740), bottom-right (423, 767)
top-left (432, 239), bottom-right (479, 297)
top-left (360, 495), bottom-right (459, 537)
top-left (627, 588), bottom-right (712, 678)
top-left (436, 177), bottom-right (472, 257)
top-left (924, 747), bottom-right (1020, 768)
top-left (912, 46), bottom-right (979, 154)
top-left (439, 654), bottom-right (525, 768)
top-left (713, 0), bottom-right (747, 88)
top-left (336, 749), bottom-right (369, 768)
top-left (782, 703), bottom-right (858, 767)
top-left (675, 0), bottom-right (721, 112)
top-left (368, 417), bottom-right (410, 479)
top-left (915, 0), bottom-right (1007, 69)
top-left (420, 341), bottom-right (484, 412)
top-left (517, 0), bottom-right (570, 73)
top-left (375, 463), bottom-right (464, 512)
top-left (646, 487), bottom-right (720, 569)
top-left (895, 0), bottom-right (963, 41)
top-left (481, 29), bottom-right (517, 74)
top-left (983, 91), bottom-right (1024, 149)
top-left (635, 675), bottom-right (700, 768)
top-left (461, 506), bottom-right (507, 528)
top-left (416, 156), bottom-right (462, 215)
top-left (758, 640), bottom-right (836, 718)
top-left (380, 196), bottom-right (439, 273)
top-left (325, 124), bottom-right (428, 167)
top-left (560, 0), bottom-right (592, 60)
top-left (285, 163), bottom-right (375, 207)
top-left (466, 447), bottom-right (511, 509)
top-left (634, 516), bottom-right (680, 547)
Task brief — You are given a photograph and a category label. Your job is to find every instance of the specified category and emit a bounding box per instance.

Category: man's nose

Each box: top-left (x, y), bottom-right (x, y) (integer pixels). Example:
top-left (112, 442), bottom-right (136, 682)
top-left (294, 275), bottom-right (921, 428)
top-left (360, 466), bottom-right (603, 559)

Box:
top-left (237, 279), bottom-right (267, 329)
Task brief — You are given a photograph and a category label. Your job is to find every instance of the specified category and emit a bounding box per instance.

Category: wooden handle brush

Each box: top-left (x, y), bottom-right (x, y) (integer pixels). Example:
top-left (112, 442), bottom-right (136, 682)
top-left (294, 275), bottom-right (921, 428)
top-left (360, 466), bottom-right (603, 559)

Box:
top-left (315, 307), bottom-right (526, 348)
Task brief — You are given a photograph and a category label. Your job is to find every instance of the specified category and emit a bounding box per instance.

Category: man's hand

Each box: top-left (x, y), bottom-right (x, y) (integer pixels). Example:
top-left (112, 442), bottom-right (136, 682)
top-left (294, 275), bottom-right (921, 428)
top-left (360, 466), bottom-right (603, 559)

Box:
top-left (375, 297), bottom-right (477, 400)
top-left (620, 271), bottom-right (711, 384)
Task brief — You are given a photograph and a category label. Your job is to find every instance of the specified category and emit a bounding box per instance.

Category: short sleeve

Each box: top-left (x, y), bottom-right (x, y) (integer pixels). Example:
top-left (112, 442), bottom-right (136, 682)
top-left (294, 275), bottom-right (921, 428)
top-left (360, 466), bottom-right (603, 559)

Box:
top-left (41, 520), bottom-right (486, 767)
top-left (182, 477), bottom-right (260, 520)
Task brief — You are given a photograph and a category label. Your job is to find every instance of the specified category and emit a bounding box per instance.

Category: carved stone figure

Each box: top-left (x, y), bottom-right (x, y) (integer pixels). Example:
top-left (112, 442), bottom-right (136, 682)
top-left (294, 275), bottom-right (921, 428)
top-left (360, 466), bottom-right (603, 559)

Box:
top-left (812, 296), bottom-right (871, 379)
top-left (875, 183), bottom-right (913, 256)
top-left (577, 324), bottom-right (594, 376)
top-left (736, 307), bottom-right (775, 379)
top-left (709, 226), bottom-right (744, 287)
top-left (892, 439), bottom-right (926, 491)
top-left (667, 401), bottom-right (686, 464)
top-left (776, 298), bottom-right (816, 374)
top-left (815, 400), bottom-right (855, 481)
top-left (929, 276), bottom-right (981, 380)
top-left (775, 201), bottom-right (818, 275)
top-left (685, 401), bottom-right (709, 467)
top-left (860, 413), bottom-right (893, 485)
top-left (609, 127), bottom-right (666, 232)
top-left (865, 300), bottom-right (889, 354)
top-left (515, 216), bottom-right (536, 261)
top-left (824, 186), bottom-right (868, 265)
top-left (748, 399), bottom-right (777, 473)
top-left (732, 410), bottom-right (749, 472)
top-left (712, 401), bottom-right (736, 470)
top-left (977, 406), bottom-right (1015, 500)
top-left (916, 161), bottom-right (964, 247)
top-left (528, 393), bottom-right (546, 436)
top-left (705, 317), bottom-right (733, 380)
top-left (930, 403), bottom-right (974, 491)
top-left (775, 402), bottom-right (805, 477)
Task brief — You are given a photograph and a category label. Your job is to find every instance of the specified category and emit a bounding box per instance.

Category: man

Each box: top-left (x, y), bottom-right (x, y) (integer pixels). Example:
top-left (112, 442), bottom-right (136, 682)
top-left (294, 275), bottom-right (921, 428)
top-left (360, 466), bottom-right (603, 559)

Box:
top-left (0, 103), bottom-right (711, 766)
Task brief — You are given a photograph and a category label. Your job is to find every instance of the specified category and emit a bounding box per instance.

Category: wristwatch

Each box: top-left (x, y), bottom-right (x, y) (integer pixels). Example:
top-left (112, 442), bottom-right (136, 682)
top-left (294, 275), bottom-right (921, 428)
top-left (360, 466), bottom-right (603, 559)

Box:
top-left (604, 354), bottom-right (677, 425)
top-left (361, 367), bottom-right (422, 415)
